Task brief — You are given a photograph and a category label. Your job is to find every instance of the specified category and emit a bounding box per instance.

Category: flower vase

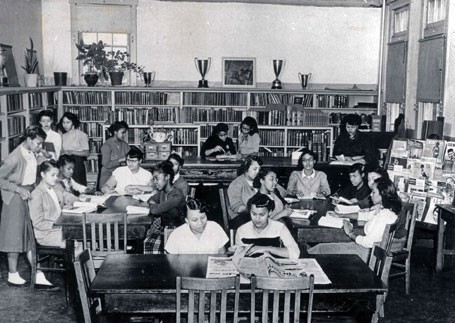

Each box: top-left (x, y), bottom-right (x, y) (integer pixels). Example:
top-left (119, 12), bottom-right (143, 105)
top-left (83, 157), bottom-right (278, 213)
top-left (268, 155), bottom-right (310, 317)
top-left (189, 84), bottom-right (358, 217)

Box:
top-left (109, 71), bottom-right (124, 86)
top-left (24, 74), bottom-right (38, 87)
top-left (84, 73), bottom-right (99, 87)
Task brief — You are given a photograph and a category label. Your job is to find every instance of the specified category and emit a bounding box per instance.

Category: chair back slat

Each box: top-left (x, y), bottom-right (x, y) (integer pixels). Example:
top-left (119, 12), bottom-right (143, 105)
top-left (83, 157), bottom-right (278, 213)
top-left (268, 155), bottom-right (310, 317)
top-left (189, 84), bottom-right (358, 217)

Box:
top-left (404, 203), bottom-right (417, 251)
top-left (251, 275), bottom-right (315, 323)
top-left (380, 223), bottom-right (397, 253)
top-left (82, 213), bottom-right (128, 258)
top-left (106, 222), bottom-right (112, 251)
top-left (176, 276), bottom-right (240, 323)
top-left (219, 186), bottom-right (230, 233)
top-left (369, 246), bottom-right (393, 285)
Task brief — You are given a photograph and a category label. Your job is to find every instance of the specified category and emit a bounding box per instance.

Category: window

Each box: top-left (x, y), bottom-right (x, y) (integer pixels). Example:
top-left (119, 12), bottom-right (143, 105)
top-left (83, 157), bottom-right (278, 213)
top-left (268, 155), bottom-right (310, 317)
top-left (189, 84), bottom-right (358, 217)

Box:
top-left (423, 0), bottom-right (447, 37)
top-left (79, 32), bottom-right (130, 84)
top-left (392, 6), bottom-right (409, 39)
top-left (426, 0), bottom-right (446, 24)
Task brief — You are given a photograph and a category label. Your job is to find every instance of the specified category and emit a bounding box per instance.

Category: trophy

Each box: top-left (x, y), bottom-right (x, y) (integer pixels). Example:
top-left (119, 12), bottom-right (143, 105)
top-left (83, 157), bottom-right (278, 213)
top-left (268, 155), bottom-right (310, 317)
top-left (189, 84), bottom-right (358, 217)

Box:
top-left (298, 72), bottom-right (312, 89)
top-left (271, 59), bottom-right (284, 89)
top-left (142, 71), bottom-right (155, 87)
top-left (194, 57), bottom-right (211, 88)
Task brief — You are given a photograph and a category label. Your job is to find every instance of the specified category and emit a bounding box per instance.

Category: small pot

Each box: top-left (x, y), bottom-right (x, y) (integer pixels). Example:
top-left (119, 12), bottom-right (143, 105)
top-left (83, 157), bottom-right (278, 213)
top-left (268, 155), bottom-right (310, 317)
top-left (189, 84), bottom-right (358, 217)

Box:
top-left (109, 71), bottom-right (124, 86)
top-left (54, 72), bottom-right (68, 86)
top-left (84, 73), bottom-right (99, 87)
top-left (24, 74), bottom-right (38, 87)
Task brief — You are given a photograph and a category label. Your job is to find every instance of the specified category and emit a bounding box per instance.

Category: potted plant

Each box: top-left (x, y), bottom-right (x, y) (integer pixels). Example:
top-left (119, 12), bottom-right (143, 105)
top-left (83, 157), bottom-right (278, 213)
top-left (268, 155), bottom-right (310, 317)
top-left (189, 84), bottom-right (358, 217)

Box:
top-left (22, 37), bottom-right (39, 87)
top-left (104, 49), bottom-right (145, 86)
top-left (75, 40), bottom-right (107, 86)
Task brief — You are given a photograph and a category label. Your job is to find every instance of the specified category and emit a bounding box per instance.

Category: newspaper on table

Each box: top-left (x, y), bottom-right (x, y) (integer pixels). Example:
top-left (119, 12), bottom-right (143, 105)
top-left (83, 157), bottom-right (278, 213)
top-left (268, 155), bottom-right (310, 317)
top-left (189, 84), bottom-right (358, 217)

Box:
top-left (206, 253), bottom-right (331, 285)
top-left (290, 209), bottom-right (316, 219)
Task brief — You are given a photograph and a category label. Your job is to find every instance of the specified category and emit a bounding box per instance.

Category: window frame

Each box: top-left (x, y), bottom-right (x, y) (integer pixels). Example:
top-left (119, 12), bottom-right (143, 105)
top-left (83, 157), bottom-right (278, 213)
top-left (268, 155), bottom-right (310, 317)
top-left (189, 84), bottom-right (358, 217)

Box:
top-left (389, 1), bottom-right (410, 42)
top-left (422, 0), bottom-right (447, 38)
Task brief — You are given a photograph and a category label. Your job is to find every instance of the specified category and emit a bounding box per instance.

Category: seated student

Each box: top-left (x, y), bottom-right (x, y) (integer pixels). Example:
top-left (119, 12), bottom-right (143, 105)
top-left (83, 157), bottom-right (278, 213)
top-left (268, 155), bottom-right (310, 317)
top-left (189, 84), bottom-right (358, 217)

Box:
top-left (29, 161), bottom-right (78, 248)
top-left (201, 123), bottom-right (236, 158)
top-left (165, 198), bottom-right (228, 254)
top-left (335, 163), bottom-right (371, 209)
top-left (167, 153), bottom-right (189, 196)
top-left (38, 110), bottom-right (62, 161)
top-left (254, 168), bottom-right (292, 221)
top-left (101, 147), bottom-right (154, 195)
top-left (286, 149), bottom-right (331, 198)
top-left (333, 114), bottom-right (378, 167)
top-left (227, 155), bottom-right (262, 229)
top-left (309, 177), bottom-right (400, 263)
top-left (55, 154), bottom-right (93, 196)
top-left (235, 193), bottom-right (300, 260)
top-left (144, 161), bottom-right (186, 254)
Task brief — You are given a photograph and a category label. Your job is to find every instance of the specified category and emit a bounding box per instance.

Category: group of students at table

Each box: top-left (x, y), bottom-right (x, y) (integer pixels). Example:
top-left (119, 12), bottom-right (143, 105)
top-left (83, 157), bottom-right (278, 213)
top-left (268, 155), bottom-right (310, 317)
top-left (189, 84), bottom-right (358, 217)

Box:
top-left (0, 111), bottom-right (394, 289)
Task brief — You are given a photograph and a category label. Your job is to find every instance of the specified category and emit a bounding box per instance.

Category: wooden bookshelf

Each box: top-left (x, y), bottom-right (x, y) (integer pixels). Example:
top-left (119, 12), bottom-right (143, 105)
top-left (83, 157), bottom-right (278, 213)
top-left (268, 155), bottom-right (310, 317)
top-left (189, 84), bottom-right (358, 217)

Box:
top-left (58, 85), bottom-right (377, 160)
top-left (0, 87), bottom-right (59, 161)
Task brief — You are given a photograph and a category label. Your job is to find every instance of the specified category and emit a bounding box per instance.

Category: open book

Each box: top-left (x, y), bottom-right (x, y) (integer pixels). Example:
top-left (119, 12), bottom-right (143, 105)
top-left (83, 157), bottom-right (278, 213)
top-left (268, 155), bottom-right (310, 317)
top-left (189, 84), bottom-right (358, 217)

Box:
top-left (334, 204), bottom-right (360, 214)
top-left (290, 209), bottom-right (316, 219)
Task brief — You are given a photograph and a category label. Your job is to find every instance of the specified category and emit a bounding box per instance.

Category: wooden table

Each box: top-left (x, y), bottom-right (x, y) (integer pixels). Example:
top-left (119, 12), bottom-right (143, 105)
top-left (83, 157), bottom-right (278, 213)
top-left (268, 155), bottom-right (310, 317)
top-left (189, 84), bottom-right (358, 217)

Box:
top-left (89, 254), bottom-right (385, 320)
top-left (287, 199), bottom-right (364, 248)
top-left (142, 157), bottom-right (351, 193)
top-left (435, 204), bottom-right (455, 272)
top-left (54, 195), bottom-right (152, 305)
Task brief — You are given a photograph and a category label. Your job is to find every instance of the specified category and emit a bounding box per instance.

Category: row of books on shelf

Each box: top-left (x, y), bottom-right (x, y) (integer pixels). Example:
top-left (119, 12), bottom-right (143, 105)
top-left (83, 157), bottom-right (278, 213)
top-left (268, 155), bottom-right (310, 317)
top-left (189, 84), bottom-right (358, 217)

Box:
top-left (7, 115), bottom-right (26, 137)
top-left (248, 107), bottom-right (329, 127)
top-left (64, 106), bottom-right (112, 122)
top-left (172, 128), bottom-right (199, 145)
top-left (317, 95), bottom-right (349, 109)
top-left (81, 122), bottom-right (103, 138)
top-left (308, 142), bottom-right (330, 162)
top-left (258, 129), bottom-right (286, 146)
top-left (182, 92), bottom-right (248, 106)
top-left (28, 93), bottom-right (44, 109)
top-left (5, 94), bottom-right (23, 113)
top-left (88, 139), bottom-right (103, 154)
top-left (329, 112), bottom-right (375, 126)
top-left (179, 107), bottom-right (244, 123)
top-left (287, 130), bottom-right (331, 148)
top-left (114, 91), bottom-right (180, 106)
top-left (250, 93), bottom-right (313, 106)
top-left (117, 107), bottom-right (178, 124)
top-left (63, 91), bottom-right (112, 105)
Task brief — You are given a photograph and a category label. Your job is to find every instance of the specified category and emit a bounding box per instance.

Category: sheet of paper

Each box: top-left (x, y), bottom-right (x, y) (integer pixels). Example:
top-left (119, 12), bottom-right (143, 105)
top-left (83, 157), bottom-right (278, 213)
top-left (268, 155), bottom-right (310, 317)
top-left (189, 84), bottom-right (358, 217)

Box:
top-left (62, 205), bottom-right (98, 214)
top-left (132, 193), bottom-right (154, 202)
top-left (284, 197), bottom-right (300, 204)
top-left (206, 256), bottom-right (239, 278)
top-left (274, 258), bottom-right (332, 285)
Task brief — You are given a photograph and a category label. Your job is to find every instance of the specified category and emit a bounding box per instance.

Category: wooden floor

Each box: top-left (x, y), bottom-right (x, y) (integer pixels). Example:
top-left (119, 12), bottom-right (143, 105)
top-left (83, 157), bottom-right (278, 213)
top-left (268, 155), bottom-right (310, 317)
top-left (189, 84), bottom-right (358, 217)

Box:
top-left (0, 242), bottom-right (454, 322)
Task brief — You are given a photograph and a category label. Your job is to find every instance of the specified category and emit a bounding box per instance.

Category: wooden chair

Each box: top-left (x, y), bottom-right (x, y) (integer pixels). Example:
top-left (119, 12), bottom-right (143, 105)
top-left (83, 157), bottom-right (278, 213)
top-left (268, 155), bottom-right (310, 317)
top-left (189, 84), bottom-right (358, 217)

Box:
top-left (368, 246), bottom-right (393, 321)
top-left (379, 222), bottom-right (397, 254)
top-left (27, 210), bottom-right (69, 304)
top-left (73, 249), bottom-right (100, 323)
top-left (176, 276), bottom-right (240, 323)
top-left (389, 202), bottom-right (417, 294)
top-left (250, 275), bottom-right (315, 323)
top-left (82, 212), bottom-right (128, 268)
top-left (219, 186), bottom-right (235, 247)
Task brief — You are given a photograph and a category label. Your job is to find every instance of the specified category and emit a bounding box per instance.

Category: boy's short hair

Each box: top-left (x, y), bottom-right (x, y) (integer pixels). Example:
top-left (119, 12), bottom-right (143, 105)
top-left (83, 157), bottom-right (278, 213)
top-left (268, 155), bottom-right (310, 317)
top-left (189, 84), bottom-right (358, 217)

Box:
top-left (127, 146), bottom-right (144, 161)
top-left (38, 110), bottom-right (55, 121)
top-left (168, 153), bottom-right (184, 167)
top-left (58, 154), bottom-right (76, 168)
top-left (348, 163), bottom-right (365, 175)
top-left (153, 160), bottom-right (175, 183)
top-left (343, 114), bottom-right (362, 126)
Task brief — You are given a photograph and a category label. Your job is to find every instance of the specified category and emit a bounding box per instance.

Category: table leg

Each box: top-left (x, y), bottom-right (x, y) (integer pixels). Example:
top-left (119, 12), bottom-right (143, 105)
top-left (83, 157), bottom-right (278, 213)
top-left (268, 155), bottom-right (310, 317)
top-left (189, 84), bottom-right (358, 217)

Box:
top-left (65, 239), bottom-right (76, 307)
top-left (436, 209), bottom-right (445, 273)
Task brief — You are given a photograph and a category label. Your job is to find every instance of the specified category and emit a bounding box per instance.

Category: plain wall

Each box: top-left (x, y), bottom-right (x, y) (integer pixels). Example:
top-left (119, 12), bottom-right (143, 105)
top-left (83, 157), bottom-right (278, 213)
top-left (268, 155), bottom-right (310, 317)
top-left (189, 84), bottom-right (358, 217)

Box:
top-left (0, 0), bottom-right (43, 86)
top-left (42, 0), bottom-right (381, 86)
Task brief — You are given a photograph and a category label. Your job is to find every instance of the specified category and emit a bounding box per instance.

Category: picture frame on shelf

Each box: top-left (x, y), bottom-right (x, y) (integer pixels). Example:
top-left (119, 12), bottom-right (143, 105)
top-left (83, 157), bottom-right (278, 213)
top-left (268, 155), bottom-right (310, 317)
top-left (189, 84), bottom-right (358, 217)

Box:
top-left (222, 57), bottom-right (256, 88)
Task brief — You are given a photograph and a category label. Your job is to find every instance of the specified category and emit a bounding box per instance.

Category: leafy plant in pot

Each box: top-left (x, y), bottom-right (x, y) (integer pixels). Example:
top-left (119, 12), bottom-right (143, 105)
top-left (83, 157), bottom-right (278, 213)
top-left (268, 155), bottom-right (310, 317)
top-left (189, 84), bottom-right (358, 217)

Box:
top-left (22, 37), bottom-right (39, 87)
top-left (75, 40), bottom-right (107, 86)
top-left (104, 49), bottom-right (145, 86)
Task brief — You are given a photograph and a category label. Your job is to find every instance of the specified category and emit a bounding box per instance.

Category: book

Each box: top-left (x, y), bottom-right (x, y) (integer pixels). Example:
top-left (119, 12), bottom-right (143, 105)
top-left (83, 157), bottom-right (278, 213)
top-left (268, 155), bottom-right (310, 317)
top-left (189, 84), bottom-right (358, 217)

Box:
top-left (126, 205), bottom-right (150, 215)
top-left (42, 142), bottom-right (55, 153)
top-left (318, 215), bottom-right (345, 228)
top-left (289, 209), bottom-right (316, 219)
top-left (63, 201), bottom-right (98, 214)
top-left (334, 204), bottom-right (361, 214)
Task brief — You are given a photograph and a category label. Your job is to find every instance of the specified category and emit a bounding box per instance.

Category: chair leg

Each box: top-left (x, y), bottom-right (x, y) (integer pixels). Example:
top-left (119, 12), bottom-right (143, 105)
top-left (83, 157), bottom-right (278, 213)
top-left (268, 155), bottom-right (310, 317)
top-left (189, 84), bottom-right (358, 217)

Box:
top-left (405, 258), bottom-right (411, 295)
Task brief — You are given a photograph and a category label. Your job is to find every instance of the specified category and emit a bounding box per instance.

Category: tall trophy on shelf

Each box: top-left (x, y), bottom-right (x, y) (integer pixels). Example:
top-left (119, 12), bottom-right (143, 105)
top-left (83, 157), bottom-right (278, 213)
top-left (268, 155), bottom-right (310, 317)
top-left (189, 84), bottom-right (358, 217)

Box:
top-left (298, 72), bottom-right (312, 89)
top-left (194, 57), bottom-right (211, 88)
top-left (271, 59), bottom-right (284, 89)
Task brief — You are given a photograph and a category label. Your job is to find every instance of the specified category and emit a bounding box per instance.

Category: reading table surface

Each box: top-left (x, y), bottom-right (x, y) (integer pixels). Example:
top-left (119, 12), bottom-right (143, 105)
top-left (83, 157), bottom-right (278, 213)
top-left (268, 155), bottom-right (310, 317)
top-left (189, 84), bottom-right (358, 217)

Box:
top-left (89, 254), bottom-right (385, 316)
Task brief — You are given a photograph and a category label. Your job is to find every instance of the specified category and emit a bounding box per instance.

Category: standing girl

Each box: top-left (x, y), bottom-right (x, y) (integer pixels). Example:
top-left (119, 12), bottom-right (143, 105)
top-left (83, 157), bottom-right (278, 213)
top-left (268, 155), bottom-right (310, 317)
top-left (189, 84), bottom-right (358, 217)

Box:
top-left (0, 126), bottom-right (52, 286)
top-left (238, 116), bottom-right (261, 155)
top-left (99, 121), bottom-right (130, 188)
top-left (59, 112), bottom-right (90, 186)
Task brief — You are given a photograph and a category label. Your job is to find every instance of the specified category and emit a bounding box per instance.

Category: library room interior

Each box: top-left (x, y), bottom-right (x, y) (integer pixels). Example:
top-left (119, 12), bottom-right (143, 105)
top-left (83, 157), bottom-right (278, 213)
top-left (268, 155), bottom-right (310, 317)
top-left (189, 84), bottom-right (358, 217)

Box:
top-left (1, 0), bottom-right (455, 322)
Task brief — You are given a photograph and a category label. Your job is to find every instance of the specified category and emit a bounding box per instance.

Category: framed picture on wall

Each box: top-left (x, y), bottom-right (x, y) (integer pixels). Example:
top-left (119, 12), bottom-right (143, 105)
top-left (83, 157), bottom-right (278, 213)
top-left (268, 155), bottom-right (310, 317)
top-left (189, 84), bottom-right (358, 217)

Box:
top-left (222, 57), bottom-right (256, 88)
